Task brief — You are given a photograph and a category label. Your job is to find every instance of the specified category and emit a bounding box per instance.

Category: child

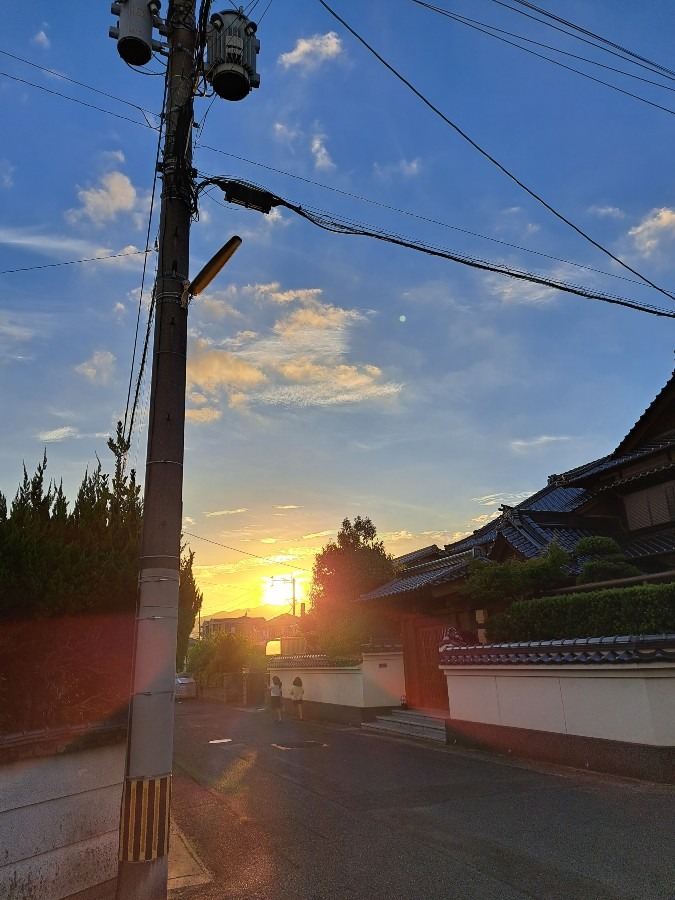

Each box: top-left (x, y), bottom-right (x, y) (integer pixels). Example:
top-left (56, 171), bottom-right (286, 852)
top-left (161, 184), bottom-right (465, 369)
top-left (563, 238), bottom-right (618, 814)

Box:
top-left (269, 675), bottom-right (283, 722)
top-left (290, 676), bottom-right (304, 720)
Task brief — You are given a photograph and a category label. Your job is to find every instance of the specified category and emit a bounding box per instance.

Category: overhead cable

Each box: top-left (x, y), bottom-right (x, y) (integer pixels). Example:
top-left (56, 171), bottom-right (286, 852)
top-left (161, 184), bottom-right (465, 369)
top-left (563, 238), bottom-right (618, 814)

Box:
top-left (0, 248), bottom-right (152, 277)
top-left (485, 0), bottom-right (675, 82)
top-left (316, 0), bottom-right (675, 306)
top-left (411, 2), bottom-right (675, 117)
top-left (203, 177), bottom-right (675, 319)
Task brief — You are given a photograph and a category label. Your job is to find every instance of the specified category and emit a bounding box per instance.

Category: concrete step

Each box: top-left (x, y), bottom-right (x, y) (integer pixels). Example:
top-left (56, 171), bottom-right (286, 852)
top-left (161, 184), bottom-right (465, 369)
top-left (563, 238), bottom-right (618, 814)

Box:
top-left (361, 713), bottom-right (447, 744)
top-left (389, 709), bottom-right (447, 728)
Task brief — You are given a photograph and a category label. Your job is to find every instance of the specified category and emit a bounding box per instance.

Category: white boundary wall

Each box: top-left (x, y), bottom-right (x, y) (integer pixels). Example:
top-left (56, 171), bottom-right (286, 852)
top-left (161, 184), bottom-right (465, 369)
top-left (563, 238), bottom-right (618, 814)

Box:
top-left (0, 743), bottom-right (125, 899)
top-left (270, 650), bottom-right (405, 713)
top-left (441, 663), bottom-right (675, 745)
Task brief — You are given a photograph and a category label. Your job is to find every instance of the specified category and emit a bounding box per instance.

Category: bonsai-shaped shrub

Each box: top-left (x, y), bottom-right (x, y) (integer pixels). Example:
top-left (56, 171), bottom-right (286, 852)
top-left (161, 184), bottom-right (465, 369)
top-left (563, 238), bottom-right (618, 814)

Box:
top-left (574, 536), bottom-right (642, 585)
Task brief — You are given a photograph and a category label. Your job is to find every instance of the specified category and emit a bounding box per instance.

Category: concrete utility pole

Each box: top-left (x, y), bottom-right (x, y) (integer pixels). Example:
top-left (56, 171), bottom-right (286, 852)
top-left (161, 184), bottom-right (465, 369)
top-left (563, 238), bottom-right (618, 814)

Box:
top-left (115, 2), bottom-right (197, 896)
top-left (109, 3), bottom-right (259, 894)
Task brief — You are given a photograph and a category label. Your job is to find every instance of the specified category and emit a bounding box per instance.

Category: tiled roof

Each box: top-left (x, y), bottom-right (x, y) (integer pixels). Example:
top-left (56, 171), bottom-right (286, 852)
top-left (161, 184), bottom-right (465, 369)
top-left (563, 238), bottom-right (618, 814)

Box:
top-left (623, 528), bottom-right (675, 559)
top-left (393, 545), bottom-right (441, 567)
top-left (439, 633), bottom-right (675, 667)
top-left (520, 485), bottom-right (587, 513)
top-left (557, 431), bottom-right (675, 486)
top-left (614, 369), bottom-right (675, 454)
top-left (358, 550), bottom-right (479, 602)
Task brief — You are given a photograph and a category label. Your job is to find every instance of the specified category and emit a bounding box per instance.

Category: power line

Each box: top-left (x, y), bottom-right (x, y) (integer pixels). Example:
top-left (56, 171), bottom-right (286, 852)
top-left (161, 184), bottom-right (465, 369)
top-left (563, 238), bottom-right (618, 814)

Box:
top-left (123, 76), bottom-right (167, 451)
top-left (484, 0), bottom-right (675, 82)
top-left (0, 70), bottom-right (157, 129)
top-left (203, 177), bottom-right (675, 318)
top-left (0, 48), bottom-right (161, 115)
top-left (0, 47), bottom-right (655, 292)
top-left (0, 248), bottom-right (152, 276)
top-left (182, 530), bottom-right (312, 572)
top-left (196, 157), bottom-right (645, 289)
top-left (315, 0), bottom-right (675, 306)
top-left (411, 2), bottom-right (675, 117)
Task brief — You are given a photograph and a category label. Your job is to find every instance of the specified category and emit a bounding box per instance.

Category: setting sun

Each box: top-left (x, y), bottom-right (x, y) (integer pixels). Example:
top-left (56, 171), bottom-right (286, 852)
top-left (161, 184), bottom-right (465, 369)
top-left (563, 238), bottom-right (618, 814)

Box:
top-left (262, 576), bottom-right (305, 608)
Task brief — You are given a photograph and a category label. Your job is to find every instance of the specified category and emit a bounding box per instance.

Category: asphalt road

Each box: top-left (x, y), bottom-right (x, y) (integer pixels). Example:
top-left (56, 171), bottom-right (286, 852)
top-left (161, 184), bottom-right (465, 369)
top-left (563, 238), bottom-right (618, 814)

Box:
top-left (170, 701), bottom-right (675, 900)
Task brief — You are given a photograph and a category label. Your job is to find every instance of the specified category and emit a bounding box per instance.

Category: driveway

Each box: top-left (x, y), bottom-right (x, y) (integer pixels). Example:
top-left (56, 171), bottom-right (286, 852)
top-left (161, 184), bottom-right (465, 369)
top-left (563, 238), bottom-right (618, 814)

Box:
top-left (169, 701), bottom-right (675, 899)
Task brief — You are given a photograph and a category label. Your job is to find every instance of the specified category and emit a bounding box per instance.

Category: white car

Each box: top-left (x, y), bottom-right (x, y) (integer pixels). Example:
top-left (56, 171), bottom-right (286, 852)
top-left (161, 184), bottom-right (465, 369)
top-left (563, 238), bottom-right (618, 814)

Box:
top-left (175, 674), bottom-right (197, 700)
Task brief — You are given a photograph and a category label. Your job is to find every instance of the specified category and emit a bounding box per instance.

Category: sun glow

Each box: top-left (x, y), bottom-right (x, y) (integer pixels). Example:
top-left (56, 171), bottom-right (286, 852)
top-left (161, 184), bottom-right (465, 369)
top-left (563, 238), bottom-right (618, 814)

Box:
top-left (261, 576), bottom-right (305, 608)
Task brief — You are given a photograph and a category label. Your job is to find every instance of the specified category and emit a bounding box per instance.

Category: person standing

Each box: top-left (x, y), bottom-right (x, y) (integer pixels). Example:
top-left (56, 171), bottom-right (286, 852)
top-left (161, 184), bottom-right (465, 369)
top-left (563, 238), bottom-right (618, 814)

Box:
top-left (290, 676), bottom-right (304, 720)
top-left (269, 675), bottom-right (283, 722)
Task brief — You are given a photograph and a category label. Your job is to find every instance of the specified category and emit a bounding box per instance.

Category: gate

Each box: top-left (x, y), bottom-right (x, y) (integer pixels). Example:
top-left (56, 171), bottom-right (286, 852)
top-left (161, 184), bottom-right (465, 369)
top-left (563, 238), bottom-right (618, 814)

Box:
top-left (402, 617), bottom-right (449, 710)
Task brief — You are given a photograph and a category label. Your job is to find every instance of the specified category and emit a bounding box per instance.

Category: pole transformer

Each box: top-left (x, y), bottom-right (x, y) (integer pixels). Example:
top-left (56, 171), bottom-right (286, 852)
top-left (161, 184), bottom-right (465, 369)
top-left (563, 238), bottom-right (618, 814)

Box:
top-left (115, 2), bottom-right (196, 896)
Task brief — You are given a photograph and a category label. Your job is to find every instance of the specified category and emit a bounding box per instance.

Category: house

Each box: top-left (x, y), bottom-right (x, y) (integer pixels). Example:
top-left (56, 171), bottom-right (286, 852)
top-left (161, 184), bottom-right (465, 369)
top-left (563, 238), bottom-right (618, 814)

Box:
top-left (358, 369), bottom-right (675, 711)
top-left (201, 611), bottom-right (299, 645)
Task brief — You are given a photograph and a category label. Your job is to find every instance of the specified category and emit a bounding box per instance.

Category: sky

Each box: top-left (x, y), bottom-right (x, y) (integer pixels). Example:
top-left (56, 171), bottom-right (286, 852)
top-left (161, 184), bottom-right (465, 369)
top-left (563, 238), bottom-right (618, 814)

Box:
top-left (1, 0), bottom-right (674, 620)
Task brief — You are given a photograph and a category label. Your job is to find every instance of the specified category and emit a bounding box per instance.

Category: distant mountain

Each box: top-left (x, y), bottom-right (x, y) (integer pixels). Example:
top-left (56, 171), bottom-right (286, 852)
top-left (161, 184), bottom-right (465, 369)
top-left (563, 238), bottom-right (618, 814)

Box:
top-left (201, 604), bottom-right (297, 622)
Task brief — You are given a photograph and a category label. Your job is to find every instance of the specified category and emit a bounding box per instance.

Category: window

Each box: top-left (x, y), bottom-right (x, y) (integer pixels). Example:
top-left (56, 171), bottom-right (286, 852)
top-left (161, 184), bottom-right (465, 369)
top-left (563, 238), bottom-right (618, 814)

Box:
top-left (623, 481), bottom-right (675, 530)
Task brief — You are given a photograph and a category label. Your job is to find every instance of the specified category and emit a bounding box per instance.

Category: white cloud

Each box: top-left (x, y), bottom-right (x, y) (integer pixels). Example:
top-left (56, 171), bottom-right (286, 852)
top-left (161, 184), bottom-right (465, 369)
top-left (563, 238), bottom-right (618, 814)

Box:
top-left (471, 491), bottom-right (535, 506)
top-left (510, 435), bottom-right (571, 453)
top-left (31, 26), bottom-right (50, 49)
top-left (185, 407), bottom-right (221, 424)
top-left (278, 32), bottom-right (342, 70)
top-left (274, 505), bottom-right (301, 510)
top-left (374, 158), bottom-right (422, 180)
top-left (0, 159), bottom-right (14, 189)
top-left (204, 508), bottom-right (248, 517)
top-left (589, 204), bottom-right (624, 219)
top-left (485, 272), bottom-right (559, 306)
top-left (273, 122), bottom-right (300, 144)
top-left (311, 133), bottom-right (335, 171)
top-left (37, 426), bottom-right (78, 442)
top-left (244, 282), bottom-right (323, 304)
top-left (628, 207), bottom-right (675, 258)
top-left (66, 171), bottom-right (138, 226)
top-left (75, 350), bottom-right (116, 384)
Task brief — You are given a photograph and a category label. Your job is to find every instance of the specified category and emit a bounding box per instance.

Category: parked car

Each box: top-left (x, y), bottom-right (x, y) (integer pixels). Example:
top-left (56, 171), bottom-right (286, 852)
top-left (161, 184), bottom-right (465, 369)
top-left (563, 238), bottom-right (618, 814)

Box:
top-left (175, 674), bottom-right (197, 700)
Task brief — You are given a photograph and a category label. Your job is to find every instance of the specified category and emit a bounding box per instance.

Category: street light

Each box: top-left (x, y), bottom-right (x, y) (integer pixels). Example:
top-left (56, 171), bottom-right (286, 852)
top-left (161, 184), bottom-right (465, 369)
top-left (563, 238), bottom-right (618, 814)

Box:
top-left (187, 235), bottom-right (242, 298)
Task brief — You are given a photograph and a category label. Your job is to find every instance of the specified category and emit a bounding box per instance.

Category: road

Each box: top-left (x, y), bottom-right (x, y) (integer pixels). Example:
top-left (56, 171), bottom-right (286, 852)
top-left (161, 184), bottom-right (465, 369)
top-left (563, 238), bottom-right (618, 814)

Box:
top-left (170, 700), bottom-right (675, 900)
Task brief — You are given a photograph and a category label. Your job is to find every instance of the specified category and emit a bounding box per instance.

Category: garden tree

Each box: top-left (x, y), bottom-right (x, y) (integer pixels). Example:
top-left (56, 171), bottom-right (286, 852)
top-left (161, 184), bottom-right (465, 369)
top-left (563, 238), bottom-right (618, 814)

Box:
top-left (574, 536), bottom-right (642, 585)
top-left (186, 631), bottom-right (258, 688)
top-left (462, 541), bottom-right (571, 607)
top-left (305, 516), bottom-right (396, 656)
top-left (176, 546), bottom-right (203, 671)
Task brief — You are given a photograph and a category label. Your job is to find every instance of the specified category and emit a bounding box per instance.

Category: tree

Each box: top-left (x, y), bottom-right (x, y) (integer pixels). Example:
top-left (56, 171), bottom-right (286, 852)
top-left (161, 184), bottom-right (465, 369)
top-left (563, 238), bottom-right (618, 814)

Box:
top-left (462, 541), bottom-right (571, 607)
top-left (186, 631), bottom-right (255, 688)
top-left (574, 536), bottom-right (641, 585)
top-left (306, 516), bottom-right (395, 656)
top-left (177, 546), bottom-right (203, 671)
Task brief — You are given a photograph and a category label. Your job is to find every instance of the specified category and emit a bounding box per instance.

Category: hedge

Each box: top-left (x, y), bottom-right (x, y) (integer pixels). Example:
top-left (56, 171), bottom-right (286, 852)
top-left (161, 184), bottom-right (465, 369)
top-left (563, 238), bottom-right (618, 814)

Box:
top-left (485, 582), bottom-right (675, 643)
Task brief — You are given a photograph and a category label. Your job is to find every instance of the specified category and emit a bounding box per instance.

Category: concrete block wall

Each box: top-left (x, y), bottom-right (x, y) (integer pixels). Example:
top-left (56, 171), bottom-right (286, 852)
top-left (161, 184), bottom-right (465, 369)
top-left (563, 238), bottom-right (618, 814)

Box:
top-left (0, 742), bottom-right (125, 899)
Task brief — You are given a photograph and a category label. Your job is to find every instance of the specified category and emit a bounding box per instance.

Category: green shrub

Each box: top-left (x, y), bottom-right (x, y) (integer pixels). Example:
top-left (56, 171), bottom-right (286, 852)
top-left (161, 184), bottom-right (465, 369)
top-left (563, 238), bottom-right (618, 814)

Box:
top-left (485, 582), bottom-right (675, 642)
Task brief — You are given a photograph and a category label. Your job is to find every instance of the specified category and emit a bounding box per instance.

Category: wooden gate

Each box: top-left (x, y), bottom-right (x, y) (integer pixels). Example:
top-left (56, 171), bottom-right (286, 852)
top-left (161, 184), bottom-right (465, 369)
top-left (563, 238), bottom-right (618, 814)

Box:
top-left (402, 616), bottom-right (449, 710)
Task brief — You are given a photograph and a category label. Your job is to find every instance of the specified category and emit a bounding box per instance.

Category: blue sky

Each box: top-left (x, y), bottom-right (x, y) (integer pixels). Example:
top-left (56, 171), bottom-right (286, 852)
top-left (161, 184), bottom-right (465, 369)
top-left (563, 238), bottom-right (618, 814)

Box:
top-left (1, 1), bottom-right (673, 617)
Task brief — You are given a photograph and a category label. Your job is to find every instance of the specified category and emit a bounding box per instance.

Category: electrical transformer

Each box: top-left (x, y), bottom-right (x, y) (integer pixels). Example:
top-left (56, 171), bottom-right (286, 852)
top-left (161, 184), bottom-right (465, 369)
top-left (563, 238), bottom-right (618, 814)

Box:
top-left (110, 0), bottom-right (161, 67)
top-left (206, 9), bottom-right (260, 101)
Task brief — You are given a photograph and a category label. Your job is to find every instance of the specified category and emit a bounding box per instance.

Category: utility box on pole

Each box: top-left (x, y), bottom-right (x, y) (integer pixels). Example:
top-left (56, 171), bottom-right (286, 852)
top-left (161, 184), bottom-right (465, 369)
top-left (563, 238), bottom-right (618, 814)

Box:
top-left (206, 8), bottom-right (260, 100)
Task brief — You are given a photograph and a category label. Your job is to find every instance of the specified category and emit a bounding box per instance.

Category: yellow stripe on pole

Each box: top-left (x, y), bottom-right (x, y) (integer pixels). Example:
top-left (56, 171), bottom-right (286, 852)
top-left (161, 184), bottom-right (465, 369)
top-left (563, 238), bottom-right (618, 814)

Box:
top-left (118, 775), bottom-right (171, 861)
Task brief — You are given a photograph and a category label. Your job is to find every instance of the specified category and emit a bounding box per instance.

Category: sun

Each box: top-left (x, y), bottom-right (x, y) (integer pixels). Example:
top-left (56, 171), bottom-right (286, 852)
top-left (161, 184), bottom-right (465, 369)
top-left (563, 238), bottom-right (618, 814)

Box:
top-left (261, 578), bottom-right (294, 607)
top-left (261, 577), bottom-right (306, 608)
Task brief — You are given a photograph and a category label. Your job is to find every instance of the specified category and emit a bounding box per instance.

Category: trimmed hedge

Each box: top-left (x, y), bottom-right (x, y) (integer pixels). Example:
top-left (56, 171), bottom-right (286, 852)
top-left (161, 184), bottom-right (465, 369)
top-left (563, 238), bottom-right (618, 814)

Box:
top-left (485, 582), bottom-right (675, 643)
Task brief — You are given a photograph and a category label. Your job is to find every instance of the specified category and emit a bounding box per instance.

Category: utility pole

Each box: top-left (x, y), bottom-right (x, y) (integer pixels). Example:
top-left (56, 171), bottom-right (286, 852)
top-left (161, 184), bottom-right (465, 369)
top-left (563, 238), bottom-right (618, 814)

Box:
top-left (115, 2), bottom-right (197, 896)
top-left (271, 575), bottom-right (297, 617)
top-left (109, 4), bottom-right (260, 895)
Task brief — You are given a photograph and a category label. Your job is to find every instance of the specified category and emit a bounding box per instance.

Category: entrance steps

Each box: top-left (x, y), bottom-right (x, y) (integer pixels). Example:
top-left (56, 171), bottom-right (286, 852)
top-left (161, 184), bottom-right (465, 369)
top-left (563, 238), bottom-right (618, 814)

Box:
top-left (361, 708), bottom-right (447, 744)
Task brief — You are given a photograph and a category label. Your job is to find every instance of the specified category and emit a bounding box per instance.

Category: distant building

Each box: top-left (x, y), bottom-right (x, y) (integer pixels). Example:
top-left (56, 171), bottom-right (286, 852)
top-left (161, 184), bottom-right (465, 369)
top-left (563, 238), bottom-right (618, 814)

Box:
top-left (200, 611), bottom-right (299, 645)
